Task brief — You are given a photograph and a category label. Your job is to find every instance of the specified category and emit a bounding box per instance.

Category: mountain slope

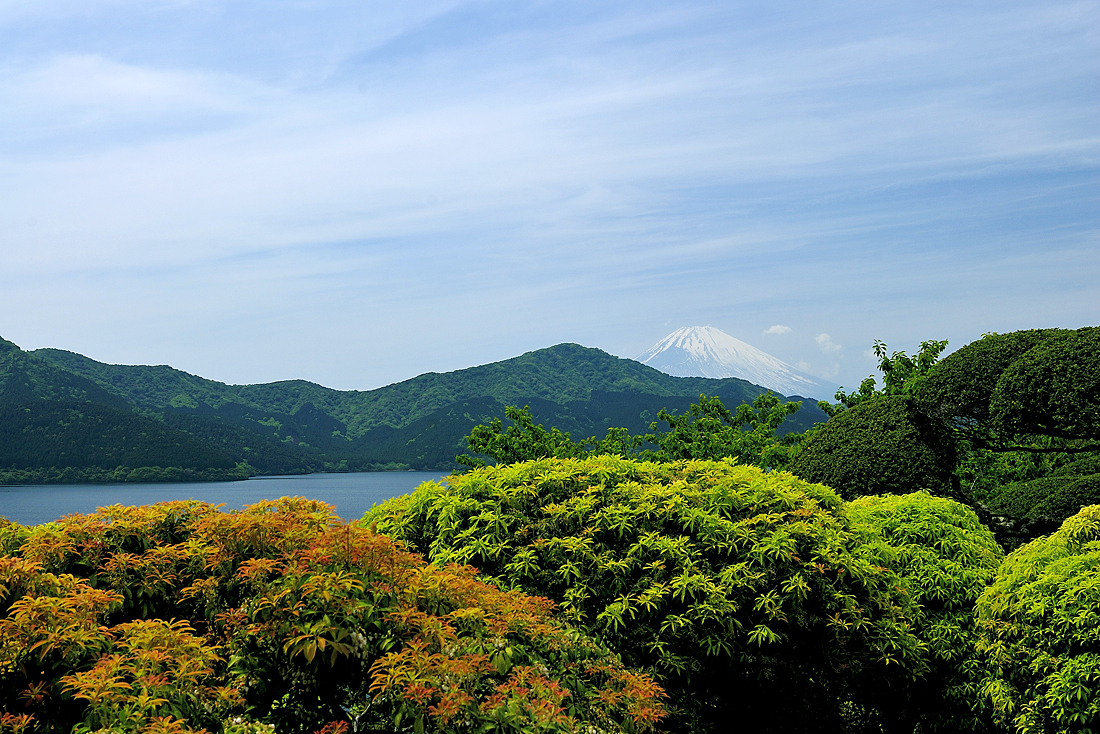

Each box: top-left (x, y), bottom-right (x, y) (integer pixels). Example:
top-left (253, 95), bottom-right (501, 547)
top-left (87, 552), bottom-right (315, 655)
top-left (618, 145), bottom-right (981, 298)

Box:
top-left (33, 343), bottom-right (780, 436)
top-left (12, 338), bottom-right (829, 473)
top-left (1, 341), bottom-right (130, 409)
top-left (636, 326), bottom-right (838, 400)
top-left (0, 400), bottom-right (236, 471)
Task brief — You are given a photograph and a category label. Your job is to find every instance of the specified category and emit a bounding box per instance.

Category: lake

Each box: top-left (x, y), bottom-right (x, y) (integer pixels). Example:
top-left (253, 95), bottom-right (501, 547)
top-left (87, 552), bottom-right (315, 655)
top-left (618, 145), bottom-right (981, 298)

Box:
top-left (0, 472), bottom-right (449, 526)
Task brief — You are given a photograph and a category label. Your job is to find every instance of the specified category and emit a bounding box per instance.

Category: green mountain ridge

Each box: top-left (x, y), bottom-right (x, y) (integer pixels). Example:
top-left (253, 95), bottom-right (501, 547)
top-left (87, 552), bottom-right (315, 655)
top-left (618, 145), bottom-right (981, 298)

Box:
top-left (30, 343), bottom-right (803, 434)
top-left (1, 337), bottom-right (828, 477)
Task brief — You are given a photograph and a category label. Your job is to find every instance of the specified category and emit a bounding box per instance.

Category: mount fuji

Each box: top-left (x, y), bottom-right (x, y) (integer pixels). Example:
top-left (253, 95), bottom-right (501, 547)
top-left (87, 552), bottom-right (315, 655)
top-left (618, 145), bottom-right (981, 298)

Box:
top-left (635, 326), bottom-right (839, 401)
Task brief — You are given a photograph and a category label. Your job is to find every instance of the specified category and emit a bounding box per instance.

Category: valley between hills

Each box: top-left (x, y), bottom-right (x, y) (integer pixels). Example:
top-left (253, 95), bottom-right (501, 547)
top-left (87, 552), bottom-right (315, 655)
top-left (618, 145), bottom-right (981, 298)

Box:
top-left (0, 336), bottom-right (826, 483)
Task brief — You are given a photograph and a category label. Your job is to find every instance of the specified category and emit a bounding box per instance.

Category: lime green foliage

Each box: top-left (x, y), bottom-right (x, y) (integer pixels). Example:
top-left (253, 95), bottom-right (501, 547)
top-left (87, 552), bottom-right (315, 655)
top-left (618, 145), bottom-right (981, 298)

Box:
top-left (789, 396), bottom-right (958, 500)
top-left (0, 500), bottom-right (665, 734)
top-left (365, 456), bottom-right (925, 734)
top-left (847, 492), bottom-right (1004, 733)
top-left (457, 393), bottom-right (805, 472)
top-left (975, 505), bottom-right (1100, 734)
top-left (635, 393), bottom-right (803, 470)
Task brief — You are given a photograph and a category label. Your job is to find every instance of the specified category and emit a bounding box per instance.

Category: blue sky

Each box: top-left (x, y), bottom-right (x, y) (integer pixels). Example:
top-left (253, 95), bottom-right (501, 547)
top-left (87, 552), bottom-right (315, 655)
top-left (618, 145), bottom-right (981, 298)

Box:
top-left (1, 0), bottom-right (1097, 393)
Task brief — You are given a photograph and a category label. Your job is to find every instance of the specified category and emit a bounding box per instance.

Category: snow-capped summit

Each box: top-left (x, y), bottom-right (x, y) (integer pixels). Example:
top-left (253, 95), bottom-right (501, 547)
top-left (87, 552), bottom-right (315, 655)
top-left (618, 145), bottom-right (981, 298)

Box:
top-left (635, 326), bottom-right (837, 400)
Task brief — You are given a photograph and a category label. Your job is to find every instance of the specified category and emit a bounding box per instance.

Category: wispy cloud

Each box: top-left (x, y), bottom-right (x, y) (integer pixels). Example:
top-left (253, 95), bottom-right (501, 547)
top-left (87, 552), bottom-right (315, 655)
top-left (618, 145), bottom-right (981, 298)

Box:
top-left (816, 334), bottom-right (843, 356)
top-left (763, 325), bottom-right (792, 335)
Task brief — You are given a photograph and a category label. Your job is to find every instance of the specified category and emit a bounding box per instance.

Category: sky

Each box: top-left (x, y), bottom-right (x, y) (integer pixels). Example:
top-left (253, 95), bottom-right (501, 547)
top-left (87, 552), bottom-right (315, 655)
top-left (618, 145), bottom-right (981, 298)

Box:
top-left (1, 0), bottom-right (1097, 393)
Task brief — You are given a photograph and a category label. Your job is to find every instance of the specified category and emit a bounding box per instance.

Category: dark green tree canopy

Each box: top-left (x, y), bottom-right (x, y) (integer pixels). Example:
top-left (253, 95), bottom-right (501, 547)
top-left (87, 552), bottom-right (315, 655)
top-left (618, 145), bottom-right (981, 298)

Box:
top-left (636, 393), bottom-right (802, 469)
top-left (916, 327), bottom-right (1100, 451)
top-left (788, 395), bottom-right (957, 500)
top-left (988, 327), bottom-right (1100, 442)
top-left (457, 393), bottom-right (805, 471)
top-left (916, 329), bottom-right (1068, 425)
top-left (819, 339), bottom-right (948, 417)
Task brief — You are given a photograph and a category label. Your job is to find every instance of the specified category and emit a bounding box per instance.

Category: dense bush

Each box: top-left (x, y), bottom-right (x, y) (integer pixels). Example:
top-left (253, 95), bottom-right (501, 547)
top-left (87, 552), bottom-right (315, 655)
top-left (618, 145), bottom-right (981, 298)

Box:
top-left (989, 328), bottom-right (1100, 442)
top-left (916, 330), bottom-right (1069, 426)
top-left (986, 473), bottom-right (1100, 525)
top-left (365, 456), bottom-right (925, 734)
top-left (846, 492), bottom-right (1004, 733)
top-left (788, 396), bottom-right (957, 499)
top-left (975, 504), bottom-right (1100, 734)
top-left (0, 499), bottom-right (664, 734)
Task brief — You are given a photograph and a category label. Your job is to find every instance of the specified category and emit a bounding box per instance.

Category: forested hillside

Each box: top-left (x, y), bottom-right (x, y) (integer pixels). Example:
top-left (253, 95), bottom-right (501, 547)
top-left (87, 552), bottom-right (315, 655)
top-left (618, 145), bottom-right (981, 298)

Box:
top-left (1, 337), bottom-right (828, 478)
top-left (0, 400), bottom-right (246, 484)
top-left (32, 342), bottom-right (819, 435)
top-left (0, 338), bottom-right (827, 477)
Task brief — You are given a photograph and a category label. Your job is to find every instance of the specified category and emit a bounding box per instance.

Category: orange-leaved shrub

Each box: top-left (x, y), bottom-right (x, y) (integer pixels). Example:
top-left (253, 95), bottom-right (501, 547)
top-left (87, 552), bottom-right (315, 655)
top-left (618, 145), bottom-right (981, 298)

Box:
top-left (0, 497), bottom-right (665, 734)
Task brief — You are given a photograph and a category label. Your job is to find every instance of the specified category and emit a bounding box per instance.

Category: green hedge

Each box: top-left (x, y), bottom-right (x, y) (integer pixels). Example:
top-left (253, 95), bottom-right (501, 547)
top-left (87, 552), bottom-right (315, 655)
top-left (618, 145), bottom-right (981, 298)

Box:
top-left (987, 473), bottom-right (1100, 524)
top-left (788, 396), bottom-right (957, 499)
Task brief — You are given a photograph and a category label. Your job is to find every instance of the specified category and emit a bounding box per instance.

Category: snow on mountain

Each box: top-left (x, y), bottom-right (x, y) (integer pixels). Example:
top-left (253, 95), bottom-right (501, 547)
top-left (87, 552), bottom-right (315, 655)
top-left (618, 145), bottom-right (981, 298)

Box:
top-left (634, 326), bottom-right (838, 400)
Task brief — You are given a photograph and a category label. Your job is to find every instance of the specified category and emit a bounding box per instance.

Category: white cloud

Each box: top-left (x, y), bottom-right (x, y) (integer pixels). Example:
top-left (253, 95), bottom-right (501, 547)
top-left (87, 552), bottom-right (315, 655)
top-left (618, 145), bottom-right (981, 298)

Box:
top-left (763, 324), bottom-right (792, 335)
top-left (816, 333), bottom-right (843, 355)
top-left (796, 358), bottom-right (840, 380)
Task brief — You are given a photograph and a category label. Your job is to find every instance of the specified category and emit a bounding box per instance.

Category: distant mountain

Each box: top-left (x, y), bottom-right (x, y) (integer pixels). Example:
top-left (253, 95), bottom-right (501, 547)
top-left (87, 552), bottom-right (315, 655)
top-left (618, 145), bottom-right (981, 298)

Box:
top-left (2, 336), bottom-right (830, 476)
top-left (635, 326), bottom-right (839, 401)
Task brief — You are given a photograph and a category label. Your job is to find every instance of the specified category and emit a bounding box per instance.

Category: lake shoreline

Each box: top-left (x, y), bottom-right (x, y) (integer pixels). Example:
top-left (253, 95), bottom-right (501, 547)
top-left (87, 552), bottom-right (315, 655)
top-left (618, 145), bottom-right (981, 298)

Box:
top-left (0, 471), bottom-right (447, 526)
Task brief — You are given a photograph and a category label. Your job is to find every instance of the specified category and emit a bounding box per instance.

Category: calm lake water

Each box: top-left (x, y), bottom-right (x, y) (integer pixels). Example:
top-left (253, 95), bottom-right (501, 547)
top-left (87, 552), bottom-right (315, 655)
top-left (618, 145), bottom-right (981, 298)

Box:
top-left (0, 472), bottom-right (448, 526)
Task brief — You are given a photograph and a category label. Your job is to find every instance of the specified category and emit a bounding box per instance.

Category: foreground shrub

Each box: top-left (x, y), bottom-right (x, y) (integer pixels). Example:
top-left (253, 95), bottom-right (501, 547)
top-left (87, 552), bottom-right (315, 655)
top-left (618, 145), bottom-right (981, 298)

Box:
top-left (847, 492), bottom-right (1004, 733)
top-left (975, 504), bottom-right (1100, 734)
top-left (365, 456), bottom-right (925, 734)
top-left (0, 498), bottom-right (664, 734)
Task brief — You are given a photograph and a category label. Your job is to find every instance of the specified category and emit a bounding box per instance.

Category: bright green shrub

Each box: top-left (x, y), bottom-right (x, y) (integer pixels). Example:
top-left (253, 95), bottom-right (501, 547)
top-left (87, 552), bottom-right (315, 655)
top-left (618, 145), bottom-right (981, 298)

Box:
top-left (0, 500), bottom-right (664, 734)
top-left (788, 396), bottom-right (957, 499)
top-left (975, 505), bottom-right (1100, 734)
top-left (365, 456), bottom-right (925, 734)
top-left (846, 492), bottom-right (1004, 733)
